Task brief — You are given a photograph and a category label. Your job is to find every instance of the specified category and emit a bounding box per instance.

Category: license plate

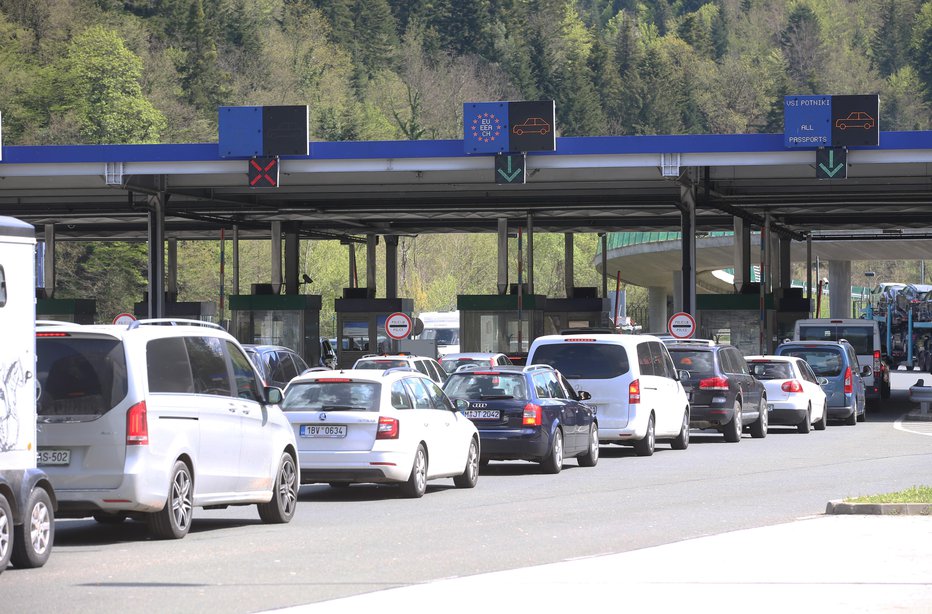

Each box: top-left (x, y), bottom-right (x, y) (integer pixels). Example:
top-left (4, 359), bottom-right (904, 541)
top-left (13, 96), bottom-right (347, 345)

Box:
top-left (465, 409), bottom-right (501, 420)
top-left (37, 449), bottom-right (71, 466)
top-left (300, 424), bottom-right (347, 438)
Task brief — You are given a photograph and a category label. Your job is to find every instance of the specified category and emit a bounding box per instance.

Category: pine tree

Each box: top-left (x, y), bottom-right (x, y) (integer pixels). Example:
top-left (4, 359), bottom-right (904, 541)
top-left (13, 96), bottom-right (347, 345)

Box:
top-left (871, 0), bottom-right (920, 77)
top-left (779, 3), bottom-right (827, 93)
top-left (912, 1), bottom-right (932, 102)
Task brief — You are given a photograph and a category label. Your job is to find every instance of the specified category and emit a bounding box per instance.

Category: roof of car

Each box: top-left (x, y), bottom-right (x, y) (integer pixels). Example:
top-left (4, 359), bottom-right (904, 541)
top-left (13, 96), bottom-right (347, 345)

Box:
top-left (242, 344), bottom-right (298, 353)
top-left (745, 355), bottom-right (794, 362)
top-left (532, 333), bottom-right (657, 344)
top-left (36, 318), bottom-right (232, 340)
top-left (440, 352), bottom-right (504, 359)
top-left (289, 368), bottom-right (430, 384)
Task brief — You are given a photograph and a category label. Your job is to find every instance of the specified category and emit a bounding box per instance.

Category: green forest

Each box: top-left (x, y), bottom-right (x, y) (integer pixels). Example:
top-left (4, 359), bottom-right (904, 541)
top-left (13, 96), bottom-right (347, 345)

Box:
top-left (2, 0), bottom-right (931, 328)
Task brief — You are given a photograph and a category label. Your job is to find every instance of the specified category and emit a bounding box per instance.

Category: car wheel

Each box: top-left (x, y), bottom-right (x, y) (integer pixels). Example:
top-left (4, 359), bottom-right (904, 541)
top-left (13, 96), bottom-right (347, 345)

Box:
top-left (723, 401), bottom-right (742, 442)
top-left (750, 398), bottom-right (768, 438)
top-left (798, 405), bottom-right (812, 434)
top-left (93, 512), bottom-right (128, 524)
top-left (814, 403), bottom-right (827, 431)
top-left (844, 406), bottom-right (858, 426)
top-left (670, 409), bottom-right (690, 450)
top-left (400, 444), bottom-right (428, 498)
top-left (0, 495), bottom-right (12, 575)
top-left (258, 452), bottom-right (298, 524)
top-left (147, 460), bottom-right (193, 539)
top-left (541, 429), bottom-right (564, 474)
top-left (11, 488), bottom-right (53, 569)
top-left (453, 438), bottom-right (480, 488)
top-left (578, 424), bottom-right (600, 466)
top-left (634, 414), bottom-right (656, 456)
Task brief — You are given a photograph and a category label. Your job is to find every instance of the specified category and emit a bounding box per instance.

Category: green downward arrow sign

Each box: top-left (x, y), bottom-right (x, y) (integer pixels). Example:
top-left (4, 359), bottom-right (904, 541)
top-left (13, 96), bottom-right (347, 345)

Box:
top-left (497, 156), bottom-right (523, 182)
top-left (818, 149), bottom-right (844, 177)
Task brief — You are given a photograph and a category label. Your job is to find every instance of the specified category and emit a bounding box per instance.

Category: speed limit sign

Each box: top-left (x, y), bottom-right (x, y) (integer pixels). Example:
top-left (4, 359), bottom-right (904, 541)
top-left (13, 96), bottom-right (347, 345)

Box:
top-left (667, 312), bottom-right (696, 339)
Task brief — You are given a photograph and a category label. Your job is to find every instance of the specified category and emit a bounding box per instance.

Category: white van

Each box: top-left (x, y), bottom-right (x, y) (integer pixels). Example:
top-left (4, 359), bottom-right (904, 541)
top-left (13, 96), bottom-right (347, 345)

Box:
top-left (793, 318), bottom-right (887, 402)
top-left (527, 333), bottom-right (690, 456)
top-left (416, 311), bottom-right (460, 356)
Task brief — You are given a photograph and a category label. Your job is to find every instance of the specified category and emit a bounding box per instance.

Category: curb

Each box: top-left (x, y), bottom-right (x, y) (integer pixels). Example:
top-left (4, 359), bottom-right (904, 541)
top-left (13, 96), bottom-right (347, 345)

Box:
top-left (903, 412), bottom-right (932, 421)
top-left (826, 500), bottom-right (932, 515)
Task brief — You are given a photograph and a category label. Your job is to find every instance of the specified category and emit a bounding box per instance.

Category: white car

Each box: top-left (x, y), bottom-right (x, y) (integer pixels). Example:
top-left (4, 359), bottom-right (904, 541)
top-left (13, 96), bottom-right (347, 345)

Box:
top-left (282, 369), bottom-right (479, 497)
top-left (746, 355), bottom-right (828, 433)
top-left (35, 319), bottom-right (299, 539)
top-left (527, 333), bottom-right (691, 456)
top-left (352, 354), bottom-right (447, 386)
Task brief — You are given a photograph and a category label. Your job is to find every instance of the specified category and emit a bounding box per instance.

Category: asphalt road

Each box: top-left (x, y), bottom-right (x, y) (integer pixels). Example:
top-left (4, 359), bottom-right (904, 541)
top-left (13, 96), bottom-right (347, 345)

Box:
top-left (3, 372), bottom-right (930, 613)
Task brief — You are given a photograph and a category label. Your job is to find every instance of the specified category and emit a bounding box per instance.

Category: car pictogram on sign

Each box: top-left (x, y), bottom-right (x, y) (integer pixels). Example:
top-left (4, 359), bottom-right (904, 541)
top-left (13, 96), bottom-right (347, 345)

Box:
top-left (834, 112), bottom-right (874, 130)
top-left (512, 117), bottom-right (551, 136)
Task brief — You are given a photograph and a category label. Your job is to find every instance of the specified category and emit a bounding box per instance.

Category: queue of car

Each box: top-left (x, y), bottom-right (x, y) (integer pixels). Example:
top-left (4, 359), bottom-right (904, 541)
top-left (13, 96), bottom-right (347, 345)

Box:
top-left (24, 320), bottom-right (873, 561)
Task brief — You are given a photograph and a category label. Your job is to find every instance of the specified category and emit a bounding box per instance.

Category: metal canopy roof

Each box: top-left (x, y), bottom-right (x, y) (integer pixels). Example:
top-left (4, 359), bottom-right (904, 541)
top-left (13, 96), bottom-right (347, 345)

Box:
top-left (0, 132), bottom-right (930, 241)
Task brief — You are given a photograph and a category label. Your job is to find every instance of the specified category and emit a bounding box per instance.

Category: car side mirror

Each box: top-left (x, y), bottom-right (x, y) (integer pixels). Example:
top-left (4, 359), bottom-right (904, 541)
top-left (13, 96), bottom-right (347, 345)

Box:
top-left (818, 376), bottom-right (829, 386)
top-left (861, 366), bottom-right (873, 377)
top-left (265, 386), bottom-right (283, 405)
top-left (454, 398), bottom-right (470, 412)
top-left (578, 390), bottom-right (592, 401)
top-left (678, 369), bottom-right (690, 381)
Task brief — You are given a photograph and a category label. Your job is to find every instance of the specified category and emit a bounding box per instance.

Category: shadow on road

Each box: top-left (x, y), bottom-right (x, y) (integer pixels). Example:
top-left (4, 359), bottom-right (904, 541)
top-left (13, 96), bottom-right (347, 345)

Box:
top-left (54, 516), bottom-right (260, 546)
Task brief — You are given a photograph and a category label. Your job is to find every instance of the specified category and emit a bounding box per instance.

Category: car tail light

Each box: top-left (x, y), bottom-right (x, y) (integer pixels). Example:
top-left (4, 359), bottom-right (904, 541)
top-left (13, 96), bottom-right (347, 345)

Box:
top-left (523, 403), bottom-right (542, 426)
top-left (781, 380), bottom-right (804, 393)
top-left (36, 331), bottom-right (70, 337)
top-left (873, 350), bottom-right (881, 373)
top-left (318, 378), bottom-right (352, 383)
top-left (126, 401), bottom-right (148, 445)
top-left (699, 376), bottom-right (730, 390)
top-left (376, 416), bottom-right (399, 439)
top-left (844, 367), bottom-right (853, 394)
top-left (628, 379), bottom-right (640, 404)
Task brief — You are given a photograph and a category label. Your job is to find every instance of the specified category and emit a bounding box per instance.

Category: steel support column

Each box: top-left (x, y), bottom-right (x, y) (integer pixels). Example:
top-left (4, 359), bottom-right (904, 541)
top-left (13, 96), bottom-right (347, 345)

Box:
top-left (497, 218), bottom-right (508, 295)
top-left (284, 224), bottom-right (299, 295)
top-left (167, 239), bottom-right (177, 296)
top-left (271, 221), bottom-right (282, 294)
top-left (526, 213), bottom-right (534, 295)
top-left (806, 235), bottom-right (813, 316)
top-left (680, 182), bottom-right (697, 315)
top-left (564, 233), bottom-right (574, 298)
top-left (43, 224), bottom-right (55, 297)
top-left (601, 233), bottom-right (608, 298)
top-left (829, 260), bottom-right (852, 318)
top-left (147, 191), bottom-right (166, 318)
top-left (385, 235), bottom-right (398, 299)
top-left (232, 225), bottom-right (240, 296)
top-left (366, 233), bottom-right (377, 294)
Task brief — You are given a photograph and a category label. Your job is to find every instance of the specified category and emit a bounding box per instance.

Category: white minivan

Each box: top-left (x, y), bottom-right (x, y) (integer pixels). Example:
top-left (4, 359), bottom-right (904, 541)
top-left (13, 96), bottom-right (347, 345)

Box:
top-left (793, 318), bottom-right (887, 402)
top-left (527, 333), bottom-right (690, 456)
top-left (35, 319), bottom-right (299, 539)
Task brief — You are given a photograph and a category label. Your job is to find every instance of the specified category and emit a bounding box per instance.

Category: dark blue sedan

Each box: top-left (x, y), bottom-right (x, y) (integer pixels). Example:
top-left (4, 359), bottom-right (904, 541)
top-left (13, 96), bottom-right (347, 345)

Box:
top-left (442, 365), bottom-right (598, 473)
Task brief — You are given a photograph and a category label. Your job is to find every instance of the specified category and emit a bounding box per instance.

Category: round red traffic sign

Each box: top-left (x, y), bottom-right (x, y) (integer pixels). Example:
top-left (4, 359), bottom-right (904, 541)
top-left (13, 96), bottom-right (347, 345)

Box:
top-left (113, 312), bottom-right (137, 325)
top-left (384, 312), bottom-right (413, 340)
top-left (667, 312), bottom-right (696, 339)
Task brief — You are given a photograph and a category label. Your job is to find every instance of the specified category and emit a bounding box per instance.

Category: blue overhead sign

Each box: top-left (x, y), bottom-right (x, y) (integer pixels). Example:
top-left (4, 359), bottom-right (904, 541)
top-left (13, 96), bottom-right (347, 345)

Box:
top-left (783, 96), bottom-right (832, 148)
top-left (464, 100), bottom-right (557, 154)
top-left (218, 105), bottom-right (309, 158)
top-left (464, 102), bottom-right (508, 154)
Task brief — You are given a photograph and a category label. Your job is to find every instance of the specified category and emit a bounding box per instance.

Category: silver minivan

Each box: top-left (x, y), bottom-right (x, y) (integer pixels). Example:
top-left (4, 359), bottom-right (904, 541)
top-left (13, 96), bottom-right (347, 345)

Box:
top-left (793, 318), bottom-right (887, 402)
top-left (35, 320), bottom-right (299, 539)
top-left (527, 333), bottom-right (690, 456)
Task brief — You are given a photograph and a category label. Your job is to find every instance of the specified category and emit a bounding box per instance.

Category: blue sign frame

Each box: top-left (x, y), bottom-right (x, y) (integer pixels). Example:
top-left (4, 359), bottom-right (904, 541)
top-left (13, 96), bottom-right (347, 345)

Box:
top-left (783, 96), bottom-right (832, 148)
top-left (464, 102), bottom-right (509, 154)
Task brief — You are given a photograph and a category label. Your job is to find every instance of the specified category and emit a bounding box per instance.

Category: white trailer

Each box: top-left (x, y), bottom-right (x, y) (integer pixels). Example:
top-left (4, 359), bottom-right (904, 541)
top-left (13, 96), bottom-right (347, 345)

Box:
top-left (0, 216), bottom-right (55, 573)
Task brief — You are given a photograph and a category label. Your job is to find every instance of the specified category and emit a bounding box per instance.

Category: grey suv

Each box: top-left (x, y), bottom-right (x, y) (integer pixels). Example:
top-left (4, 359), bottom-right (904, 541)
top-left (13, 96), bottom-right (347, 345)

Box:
top-left (775, 339), bottom-right (869, 425)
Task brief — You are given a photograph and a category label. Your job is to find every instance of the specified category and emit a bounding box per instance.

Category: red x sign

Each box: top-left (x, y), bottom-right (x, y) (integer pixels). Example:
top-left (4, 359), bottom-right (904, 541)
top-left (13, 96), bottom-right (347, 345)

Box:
top-left (248, 156), bottom-right (279, 188)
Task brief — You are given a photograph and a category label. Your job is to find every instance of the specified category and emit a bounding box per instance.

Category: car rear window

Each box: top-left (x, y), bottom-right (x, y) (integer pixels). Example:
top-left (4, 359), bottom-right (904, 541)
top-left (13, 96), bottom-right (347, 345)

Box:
top-left (355, 359), bottom-right (408, 370)
top-left (668, 349), bottom-right (715, 376)
top-left (778, 347), bottom-right (843, 377)
top-left (443, 373), bottom-right (528, 399)
top-left (37, 337), bottom-right (128, 419)
top-left (530, 343), bottom-right (630, 379)
top-left (282, 381), bottom-right (381, 412)
top-left (440, 358), bottom-right (490, 373)
top-left (748, 361), bottom-right (793, 379)
top-left (798, 325), bottom-right (874, 355)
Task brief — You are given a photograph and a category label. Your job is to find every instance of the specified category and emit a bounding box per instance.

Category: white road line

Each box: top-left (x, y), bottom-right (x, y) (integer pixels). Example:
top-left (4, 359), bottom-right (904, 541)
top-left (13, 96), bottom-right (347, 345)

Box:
top-left (893, 417), bottom-right (932, 437)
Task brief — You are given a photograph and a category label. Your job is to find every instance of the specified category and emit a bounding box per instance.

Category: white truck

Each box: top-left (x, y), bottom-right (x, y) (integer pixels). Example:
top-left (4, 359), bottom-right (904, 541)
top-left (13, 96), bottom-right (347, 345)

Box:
top-left (416, 311), bottom-right (460, 357)
top-left (0, 216), bottom-right (55, 574)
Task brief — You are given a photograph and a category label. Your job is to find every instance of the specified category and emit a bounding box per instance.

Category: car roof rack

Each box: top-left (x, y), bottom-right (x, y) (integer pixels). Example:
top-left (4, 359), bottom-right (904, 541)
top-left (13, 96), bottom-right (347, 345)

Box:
top-left (522, 364), bottom-right (554, 372)
top-left (36, 320), bottom-right (72, 326)
top-left (129, 318), bottom-right (225, 331)
top-left (664, 338), bottom-right (715, 347)
top-left (454, 364), bottom-right (481, 373)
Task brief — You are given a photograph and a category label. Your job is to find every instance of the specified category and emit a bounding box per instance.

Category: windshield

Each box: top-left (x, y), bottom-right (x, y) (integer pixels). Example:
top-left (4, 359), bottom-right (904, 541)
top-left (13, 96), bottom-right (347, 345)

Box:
top-left (282, 381), bottom-right (381, 411)
top-left (443, 373), bottom-right (527, 399)
top-left (422, 328), bottom-right (459, 344)
top-left (779, 348), bottom-right (843, 377)
top-left (530, 343), bottom-right (629, 379)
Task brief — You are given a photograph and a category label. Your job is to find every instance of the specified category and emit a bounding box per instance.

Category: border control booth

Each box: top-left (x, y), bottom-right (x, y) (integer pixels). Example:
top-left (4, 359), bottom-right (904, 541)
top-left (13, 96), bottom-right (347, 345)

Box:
top-left (230, 288), bottom-right (323, 369)
top-left (335, 290), bottom-right (413, 368)
top-left (458, 288), bottom-right (545, 358)
top-left (543, 287), bottom-right (612, 334)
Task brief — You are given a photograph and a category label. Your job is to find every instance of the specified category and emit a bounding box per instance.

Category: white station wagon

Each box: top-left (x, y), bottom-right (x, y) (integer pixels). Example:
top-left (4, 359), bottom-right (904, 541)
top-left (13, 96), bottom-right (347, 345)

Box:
top-left (282, 368), bottom-right (479, 497)
top-left (35, 319), bottom-right (299, 539)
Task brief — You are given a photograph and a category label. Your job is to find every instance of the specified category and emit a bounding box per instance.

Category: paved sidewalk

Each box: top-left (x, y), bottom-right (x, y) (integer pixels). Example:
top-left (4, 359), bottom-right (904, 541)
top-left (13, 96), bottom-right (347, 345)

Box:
top-left (271, 515), bottom-right (932, 614)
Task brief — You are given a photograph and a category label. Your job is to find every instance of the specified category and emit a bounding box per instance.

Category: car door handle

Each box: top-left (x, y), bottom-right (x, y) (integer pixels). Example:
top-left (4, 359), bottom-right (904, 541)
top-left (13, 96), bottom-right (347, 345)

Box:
top-left (228, 407), bottom-right (236, 412)
top-left (242, 409), bottom-right (250, 415)
top-left (643, 386), bottom-right (658, 390)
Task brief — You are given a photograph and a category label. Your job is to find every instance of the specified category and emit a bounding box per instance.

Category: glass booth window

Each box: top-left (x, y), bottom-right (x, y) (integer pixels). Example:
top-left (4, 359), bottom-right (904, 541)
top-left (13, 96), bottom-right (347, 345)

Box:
top-left (476, 312), bottom-right (530, 353)
top-left (343, 320), bottom-right (369, 352)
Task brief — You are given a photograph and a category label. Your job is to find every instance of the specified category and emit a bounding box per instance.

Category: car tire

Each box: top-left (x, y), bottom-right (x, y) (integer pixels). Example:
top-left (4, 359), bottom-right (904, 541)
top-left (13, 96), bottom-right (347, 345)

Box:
top-left (578, 424), bottom-right (600, 467)
top-left (844, 407), bottom-right (858, 426)
top-left (93, 512), bottom-right (128, 524)
top-left (798, 405), bottom-right (812, 434)
top-left (453, 438), bottom-right (480, 488)
top-left (400, 444), bottom-right (428, 498)
top-left (0, 495), bottom-right (13, 575)
top-left (258, 452), bottom-right (298, 524)
top-left (814, 403), bottom-right (827, 431)
top-left (11, 488), bottom-right (53, 569)
top-left (750, 398), bottom-right (768, 438)
top-left (147, 460), bottom-right (194, 539)
top-left (634, 414), bottom-right (656, 456)
top-left (723, 401), bottom-right (742, 442)
top-left (670, 410), bottom-right (690, 450)
top-left (541, 429), bottom-right (565, 474)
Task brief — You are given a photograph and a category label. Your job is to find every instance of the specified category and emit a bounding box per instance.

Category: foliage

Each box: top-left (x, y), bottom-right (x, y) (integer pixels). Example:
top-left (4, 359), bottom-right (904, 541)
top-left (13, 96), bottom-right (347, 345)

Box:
top-left (846, 485), bottom-right (932, 504)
